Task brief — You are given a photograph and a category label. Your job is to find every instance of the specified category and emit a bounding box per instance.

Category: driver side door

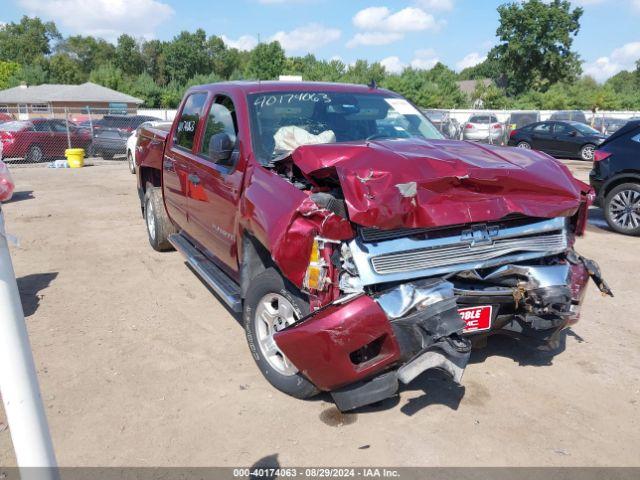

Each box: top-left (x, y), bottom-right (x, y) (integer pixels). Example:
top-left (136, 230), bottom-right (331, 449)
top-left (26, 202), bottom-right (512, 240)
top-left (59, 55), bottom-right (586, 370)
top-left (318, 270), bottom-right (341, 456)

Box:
top-left (552, 122), bottom-right (580, 157)
top-left (187, 94), bottom-right (245, 272)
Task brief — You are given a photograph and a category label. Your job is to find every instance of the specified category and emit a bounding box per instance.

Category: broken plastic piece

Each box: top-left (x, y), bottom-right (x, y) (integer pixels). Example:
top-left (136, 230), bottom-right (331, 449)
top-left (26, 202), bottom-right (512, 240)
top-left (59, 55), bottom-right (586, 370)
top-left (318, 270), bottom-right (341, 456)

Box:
top-left (397, 337), bottom-right (471, 385)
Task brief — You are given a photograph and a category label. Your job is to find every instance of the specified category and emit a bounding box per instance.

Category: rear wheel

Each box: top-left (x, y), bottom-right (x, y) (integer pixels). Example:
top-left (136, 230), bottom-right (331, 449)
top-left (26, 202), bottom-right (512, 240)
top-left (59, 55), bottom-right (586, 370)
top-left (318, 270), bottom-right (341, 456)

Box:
top-left (604, 183), bottom-right (640, 236)
top-left (516, 141), bottom-right (531, 150)
top-left (580, 144), bottom-right (596, 161)
top-left (244, 268), bottom-right (319, 399)
top-left (144, 185), bottom-right (176, 251)
top-left (26, 145), bottom-right (44, 162)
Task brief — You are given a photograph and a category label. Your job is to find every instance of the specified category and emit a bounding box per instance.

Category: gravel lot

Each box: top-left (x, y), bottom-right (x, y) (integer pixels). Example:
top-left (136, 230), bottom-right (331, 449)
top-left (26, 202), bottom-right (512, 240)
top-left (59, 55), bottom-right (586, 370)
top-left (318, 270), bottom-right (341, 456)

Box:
top-left (0, 160), bottom-right (638, 467)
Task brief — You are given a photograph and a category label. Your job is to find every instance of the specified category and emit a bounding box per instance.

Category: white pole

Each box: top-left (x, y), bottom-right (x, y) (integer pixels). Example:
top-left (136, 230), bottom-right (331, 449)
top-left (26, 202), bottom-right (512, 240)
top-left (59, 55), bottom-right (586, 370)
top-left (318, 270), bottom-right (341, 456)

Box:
top-left (0, 209), bottom-right (58, 477)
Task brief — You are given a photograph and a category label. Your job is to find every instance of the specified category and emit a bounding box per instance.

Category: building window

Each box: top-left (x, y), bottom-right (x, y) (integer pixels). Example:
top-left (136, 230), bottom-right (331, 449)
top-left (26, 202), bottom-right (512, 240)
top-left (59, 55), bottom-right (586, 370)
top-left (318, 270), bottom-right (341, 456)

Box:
top-left (0, 105), bottom-right (8, 113)
top-left (30, 103), bottom-right (50, 113)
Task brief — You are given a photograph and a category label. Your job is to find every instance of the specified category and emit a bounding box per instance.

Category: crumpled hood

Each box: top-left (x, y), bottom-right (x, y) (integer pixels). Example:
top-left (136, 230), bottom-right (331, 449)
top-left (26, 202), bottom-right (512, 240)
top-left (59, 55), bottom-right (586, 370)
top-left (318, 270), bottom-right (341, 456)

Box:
top-left (288, 138), bottom-right (589, 230)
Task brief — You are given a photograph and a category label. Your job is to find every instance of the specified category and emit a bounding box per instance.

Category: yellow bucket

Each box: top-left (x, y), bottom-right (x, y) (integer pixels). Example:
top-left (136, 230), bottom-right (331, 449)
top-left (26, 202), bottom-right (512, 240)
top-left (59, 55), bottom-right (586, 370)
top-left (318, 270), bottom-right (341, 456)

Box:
top-left (65, 148), bottom-right (85, 168)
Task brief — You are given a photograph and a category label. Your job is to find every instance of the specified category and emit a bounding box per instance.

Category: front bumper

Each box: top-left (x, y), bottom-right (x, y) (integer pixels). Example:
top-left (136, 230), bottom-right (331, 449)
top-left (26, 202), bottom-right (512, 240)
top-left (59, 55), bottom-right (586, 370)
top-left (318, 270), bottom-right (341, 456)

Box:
top-left (274, 253), bottom-right (609, 411)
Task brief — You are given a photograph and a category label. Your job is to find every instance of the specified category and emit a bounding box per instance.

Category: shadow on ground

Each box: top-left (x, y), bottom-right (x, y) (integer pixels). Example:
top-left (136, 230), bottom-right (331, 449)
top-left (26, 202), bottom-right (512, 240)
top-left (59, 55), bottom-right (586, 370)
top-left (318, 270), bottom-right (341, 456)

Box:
top-left (17, 272), bottom-right (58, 317)
top-left (587, 207), bottom-right (613, 233)
top-left (5, 190), bottom-right (34, 203)
top-left (349, 330), bottom-right (576, 417)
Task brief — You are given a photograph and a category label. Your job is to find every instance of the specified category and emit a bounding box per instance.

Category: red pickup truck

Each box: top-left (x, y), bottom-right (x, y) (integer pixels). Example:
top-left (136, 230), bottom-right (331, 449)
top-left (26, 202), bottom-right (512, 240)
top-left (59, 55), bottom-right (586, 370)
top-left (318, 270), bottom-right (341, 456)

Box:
top-left (135, 81), bottom-right (611, 411)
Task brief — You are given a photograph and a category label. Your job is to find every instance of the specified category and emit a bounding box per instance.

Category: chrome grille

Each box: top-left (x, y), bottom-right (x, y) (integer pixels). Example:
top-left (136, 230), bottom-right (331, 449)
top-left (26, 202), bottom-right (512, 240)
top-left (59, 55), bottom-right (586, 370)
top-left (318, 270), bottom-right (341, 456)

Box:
top-left (348, 217), bottom-right (569, 286)
top-left (371, 232), bottom-right (567, 274)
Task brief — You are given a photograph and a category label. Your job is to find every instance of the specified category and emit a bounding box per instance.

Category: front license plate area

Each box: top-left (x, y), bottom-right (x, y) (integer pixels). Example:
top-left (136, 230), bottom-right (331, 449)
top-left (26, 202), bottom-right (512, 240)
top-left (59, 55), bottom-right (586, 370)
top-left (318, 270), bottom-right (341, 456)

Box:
top-left (459, 305), bottom-right (493, 333)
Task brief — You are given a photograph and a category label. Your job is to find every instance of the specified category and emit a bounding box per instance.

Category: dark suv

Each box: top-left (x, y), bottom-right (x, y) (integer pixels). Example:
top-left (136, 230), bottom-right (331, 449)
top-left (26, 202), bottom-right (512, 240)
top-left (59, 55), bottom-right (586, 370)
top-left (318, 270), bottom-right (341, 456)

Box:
top-left (590, 120), bottom-right (640, 235)
top-left (92, 115), bottom-right (160, 159)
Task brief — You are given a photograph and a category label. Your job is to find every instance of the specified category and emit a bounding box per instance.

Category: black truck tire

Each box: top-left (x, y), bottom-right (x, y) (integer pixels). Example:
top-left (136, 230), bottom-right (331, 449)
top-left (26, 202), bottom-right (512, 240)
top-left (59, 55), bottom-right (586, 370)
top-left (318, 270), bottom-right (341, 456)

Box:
top-left (144, 186), bottom-right (176, 251)
top-left (244, 268), bottom-right (319, 399)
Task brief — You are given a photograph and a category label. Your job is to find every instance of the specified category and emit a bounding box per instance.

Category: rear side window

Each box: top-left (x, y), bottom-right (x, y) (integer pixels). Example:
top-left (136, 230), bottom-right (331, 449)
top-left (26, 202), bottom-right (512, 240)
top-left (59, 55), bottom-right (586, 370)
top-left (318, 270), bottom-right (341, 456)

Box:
top-left (33, 122), bottom-right (51, 132)
top-left (534, 123), bottom-right (552, 133)
top-left (632, 133), bottom-right (640, 144)
top-left (469, 116), bottom-right (489, 123)
top-left (174, 93), bottom-right (208, 150)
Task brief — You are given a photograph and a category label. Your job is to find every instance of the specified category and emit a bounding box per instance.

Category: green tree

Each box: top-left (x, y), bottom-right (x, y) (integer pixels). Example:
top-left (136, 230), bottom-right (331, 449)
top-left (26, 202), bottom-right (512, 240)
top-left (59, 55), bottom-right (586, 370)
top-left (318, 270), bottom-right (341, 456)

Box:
top-left (341, 60), bottom-right (386, 86)
top-left (383, 65), bottom-right (466, 108)
top-left (0, 16), bottom-right (61, 64)
top-left (490, 0), bottom-right (583, 95)
top-left (141, 39), bottom-right (167, 85)
top-left (127, 72), bottom-right (163, 107)
top-left (246, 41), bottom-right (286, 80)
top-left (164, 30), bottom-right (212, 84)
top-left (0, 61), bottom-right (21, 89)
top-left (458, 57), bottom-right (502, 82)
top-left (49, 54), bottom-right (86, 84)
top-left (57, 35), bottom-right (116, 74)
top-left (471, 81), bottom-right (510, 109)
top-left (89, 63), bottom-right (125, 91)
top-left (115, 34), bottom-right (144, 76)
top-left (8, 57), bottom-right (49, 87)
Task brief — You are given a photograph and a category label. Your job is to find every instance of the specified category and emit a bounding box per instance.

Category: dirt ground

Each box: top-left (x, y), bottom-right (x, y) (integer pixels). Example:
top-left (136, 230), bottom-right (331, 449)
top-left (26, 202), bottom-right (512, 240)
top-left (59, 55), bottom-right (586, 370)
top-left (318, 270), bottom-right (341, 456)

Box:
top-left (0, 160), bottom-right (639, 467)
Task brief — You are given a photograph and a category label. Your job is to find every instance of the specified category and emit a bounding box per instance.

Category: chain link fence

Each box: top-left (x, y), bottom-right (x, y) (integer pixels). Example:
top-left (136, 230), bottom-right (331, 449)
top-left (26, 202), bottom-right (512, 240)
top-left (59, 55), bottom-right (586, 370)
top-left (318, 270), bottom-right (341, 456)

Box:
top-left (422, 109), bottom-right (640, 145)
top-left (2, 105), bottom-right (639, 166)
top-left (0, 106), bottom-right (167, 166)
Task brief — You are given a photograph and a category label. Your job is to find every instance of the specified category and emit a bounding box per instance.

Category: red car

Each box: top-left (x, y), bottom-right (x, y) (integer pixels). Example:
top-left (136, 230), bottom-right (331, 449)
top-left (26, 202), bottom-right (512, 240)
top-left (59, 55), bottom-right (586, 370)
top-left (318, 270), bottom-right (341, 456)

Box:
top-left (0, 119), bottom-right (92, 162)
top-left (135, 81), bottom-right (611, 411)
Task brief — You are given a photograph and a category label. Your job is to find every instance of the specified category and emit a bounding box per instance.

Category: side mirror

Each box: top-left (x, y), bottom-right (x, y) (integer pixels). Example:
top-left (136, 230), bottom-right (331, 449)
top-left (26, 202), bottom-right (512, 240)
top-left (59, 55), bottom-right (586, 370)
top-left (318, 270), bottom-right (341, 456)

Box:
top-left (208, 132), bottom-right (234, 165)
top-left (569, 130), bottom-right (578, 137)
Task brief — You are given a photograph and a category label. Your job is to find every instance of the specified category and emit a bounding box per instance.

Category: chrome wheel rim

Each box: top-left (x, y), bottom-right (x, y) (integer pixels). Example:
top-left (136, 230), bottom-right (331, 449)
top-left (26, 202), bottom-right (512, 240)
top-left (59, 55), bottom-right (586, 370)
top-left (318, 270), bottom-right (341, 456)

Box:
top-left (582, 145), bottom-right (595, 160)
top-left (609, 189), bottom-right (640, 230)
top-left (517, 142), bottom-right (531, 149)
top-left (254, 293), bottom-right (299, 376)
top-left (146, 200), bottom-right (156, 240)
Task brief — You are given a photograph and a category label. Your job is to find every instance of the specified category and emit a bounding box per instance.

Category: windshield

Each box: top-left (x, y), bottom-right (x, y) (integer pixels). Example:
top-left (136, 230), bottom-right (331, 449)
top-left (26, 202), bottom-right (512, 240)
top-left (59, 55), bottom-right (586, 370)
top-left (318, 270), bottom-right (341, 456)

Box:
top-left (248, 91), bottom-right (442, 163)
top-left (571, 122), bottom-right (599, 135)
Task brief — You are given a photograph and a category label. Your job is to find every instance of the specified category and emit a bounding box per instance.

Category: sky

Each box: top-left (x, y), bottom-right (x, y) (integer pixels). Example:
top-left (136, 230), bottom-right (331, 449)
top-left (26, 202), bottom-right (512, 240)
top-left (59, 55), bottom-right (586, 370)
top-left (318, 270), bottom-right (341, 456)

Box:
top-left (0, 0), bottom-right (639, 82)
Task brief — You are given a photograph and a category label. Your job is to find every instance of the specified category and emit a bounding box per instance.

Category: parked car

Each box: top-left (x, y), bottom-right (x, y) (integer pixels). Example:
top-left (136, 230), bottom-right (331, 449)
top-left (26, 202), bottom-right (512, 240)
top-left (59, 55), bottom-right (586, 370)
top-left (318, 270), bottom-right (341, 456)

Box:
top-left (135, 81), bottom-right (608, 412)
top-left (0, 119), bottom-right (92, 162)
top-left (92, 115), bottom-right (161, 159)
top-left (550, 110), bottom-right (588, 124)
top-left (462, 114), bottom-right (505, 144)
top-left (422, 109), bottom-right (460, 139)
top-left (126, 121), bottom-right (171, 174)
top-left (508, 120), bottom-right (606, 161)
top-left (0, 113), bottom-right (13, 122)
top-left (592, 117), bottom-right (628, 136)
top-left (590, 120), bottom-right (640, 235)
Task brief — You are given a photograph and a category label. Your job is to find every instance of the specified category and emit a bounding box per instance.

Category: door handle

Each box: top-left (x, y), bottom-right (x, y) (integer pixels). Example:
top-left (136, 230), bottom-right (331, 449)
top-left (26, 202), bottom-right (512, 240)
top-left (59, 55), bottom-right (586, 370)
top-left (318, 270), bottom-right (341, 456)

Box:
top-left (188, 174), bottom-right (201, 185)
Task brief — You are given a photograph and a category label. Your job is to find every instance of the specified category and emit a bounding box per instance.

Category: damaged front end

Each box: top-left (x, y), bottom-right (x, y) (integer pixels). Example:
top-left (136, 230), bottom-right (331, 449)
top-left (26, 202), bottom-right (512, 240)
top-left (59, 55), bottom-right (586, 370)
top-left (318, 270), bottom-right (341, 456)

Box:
top-left (259, 141), bottom-right (612, 411)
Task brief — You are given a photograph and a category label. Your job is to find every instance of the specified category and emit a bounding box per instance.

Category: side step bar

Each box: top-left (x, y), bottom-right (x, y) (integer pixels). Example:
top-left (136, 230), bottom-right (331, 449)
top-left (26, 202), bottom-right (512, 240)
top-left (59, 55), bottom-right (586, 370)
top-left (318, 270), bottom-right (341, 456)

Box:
top-left (169, 234), bottom-right (242, 313)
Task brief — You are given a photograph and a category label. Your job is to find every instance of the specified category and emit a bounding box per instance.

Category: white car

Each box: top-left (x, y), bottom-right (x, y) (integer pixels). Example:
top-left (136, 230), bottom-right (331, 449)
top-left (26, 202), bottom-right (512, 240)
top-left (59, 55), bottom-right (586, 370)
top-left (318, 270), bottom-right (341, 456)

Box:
top-left (126, 121), bottom-right (171, 174)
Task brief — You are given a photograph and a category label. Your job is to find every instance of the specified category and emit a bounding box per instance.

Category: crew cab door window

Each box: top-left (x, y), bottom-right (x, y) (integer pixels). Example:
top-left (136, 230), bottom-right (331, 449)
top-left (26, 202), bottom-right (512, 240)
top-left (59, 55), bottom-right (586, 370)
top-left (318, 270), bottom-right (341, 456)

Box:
top-left (199, 95), bottom-right (238, 164)
top-left (187, 94), bottom-right (243, 271)
top-left (173, 92), bottom-right (208, 151)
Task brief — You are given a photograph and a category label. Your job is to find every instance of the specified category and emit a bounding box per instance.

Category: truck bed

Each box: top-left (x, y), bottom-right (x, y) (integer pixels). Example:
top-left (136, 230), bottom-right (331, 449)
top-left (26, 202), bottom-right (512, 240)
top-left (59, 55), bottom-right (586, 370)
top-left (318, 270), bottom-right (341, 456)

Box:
top-left (137, 125), bottom-right (170, 171)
